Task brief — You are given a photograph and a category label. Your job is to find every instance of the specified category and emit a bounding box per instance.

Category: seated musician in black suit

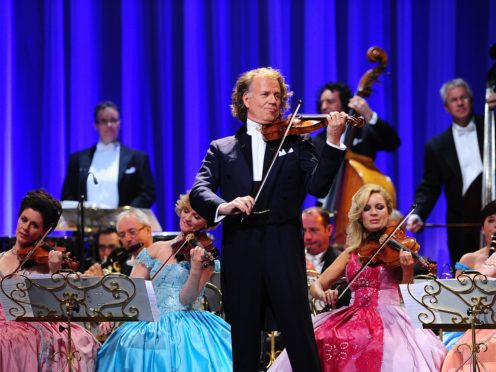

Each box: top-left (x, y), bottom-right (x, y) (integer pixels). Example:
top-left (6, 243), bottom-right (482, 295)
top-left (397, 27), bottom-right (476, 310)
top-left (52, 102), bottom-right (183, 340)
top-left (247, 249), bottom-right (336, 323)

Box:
top-left (303, 206), bottom-right (350, 308)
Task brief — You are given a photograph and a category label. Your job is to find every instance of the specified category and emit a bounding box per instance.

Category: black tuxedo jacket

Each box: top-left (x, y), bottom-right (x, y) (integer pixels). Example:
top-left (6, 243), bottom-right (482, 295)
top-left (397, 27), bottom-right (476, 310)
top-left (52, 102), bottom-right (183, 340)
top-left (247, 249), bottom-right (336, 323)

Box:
top-left (413, 116), bottom-right (484, 262)
top-left (414, 116), bottom-right (484, 224)
top-left (313, 116), bottom-right (400, 160)
top-left (61, 144), bottom-right (156, 208)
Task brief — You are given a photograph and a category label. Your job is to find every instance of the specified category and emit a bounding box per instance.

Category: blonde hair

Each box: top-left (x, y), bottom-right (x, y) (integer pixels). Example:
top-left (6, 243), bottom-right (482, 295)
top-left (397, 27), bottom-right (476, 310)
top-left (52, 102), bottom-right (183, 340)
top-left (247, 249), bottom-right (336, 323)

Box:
top-left (175, 192), bottom-right (191, 217)
top-left (346, 184), bottom-right (393, 251)
top-left (230, 67), bottom-right (292, 122)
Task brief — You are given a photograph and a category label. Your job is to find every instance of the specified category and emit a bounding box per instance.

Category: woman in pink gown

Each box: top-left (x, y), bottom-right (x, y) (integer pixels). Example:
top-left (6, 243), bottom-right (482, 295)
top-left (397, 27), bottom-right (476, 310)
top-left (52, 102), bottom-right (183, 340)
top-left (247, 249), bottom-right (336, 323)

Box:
top-left (269, 184), bottom-right (446, 372)
top-left (441, 200), bottom-right (496, 372)
top-left (0, 189), bottom-right (99, 371)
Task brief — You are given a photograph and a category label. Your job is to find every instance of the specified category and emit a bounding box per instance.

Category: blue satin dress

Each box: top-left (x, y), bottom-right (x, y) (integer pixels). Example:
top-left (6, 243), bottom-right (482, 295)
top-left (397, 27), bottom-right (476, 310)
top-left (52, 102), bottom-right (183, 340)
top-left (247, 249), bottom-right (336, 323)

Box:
top-left (97, 249), bottom-right (232, 371)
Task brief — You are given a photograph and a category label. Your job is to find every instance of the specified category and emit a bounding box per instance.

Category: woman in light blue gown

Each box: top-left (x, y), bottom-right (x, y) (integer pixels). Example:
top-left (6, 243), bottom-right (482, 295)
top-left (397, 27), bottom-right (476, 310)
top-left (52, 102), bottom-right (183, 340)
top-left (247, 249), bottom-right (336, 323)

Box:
top-left (97, 193), bottom-right (232, 371)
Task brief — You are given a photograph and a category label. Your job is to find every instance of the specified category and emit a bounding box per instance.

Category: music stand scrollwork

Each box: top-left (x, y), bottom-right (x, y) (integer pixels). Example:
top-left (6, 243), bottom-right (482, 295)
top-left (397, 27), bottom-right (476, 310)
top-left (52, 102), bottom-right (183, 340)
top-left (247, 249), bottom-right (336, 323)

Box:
top-left (404, 271), bottom-right (496, 372)
top-left (0, 271), bottom-right (158, 371)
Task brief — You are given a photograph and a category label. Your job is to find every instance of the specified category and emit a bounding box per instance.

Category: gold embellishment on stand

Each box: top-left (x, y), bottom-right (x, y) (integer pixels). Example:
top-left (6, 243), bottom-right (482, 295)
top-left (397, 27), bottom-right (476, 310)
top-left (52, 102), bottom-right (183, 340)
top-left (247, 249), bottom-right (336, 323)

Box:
top-left (0, 271), bottom-right (141, 371)
top-left (406, 271), bottom-right (496, 371)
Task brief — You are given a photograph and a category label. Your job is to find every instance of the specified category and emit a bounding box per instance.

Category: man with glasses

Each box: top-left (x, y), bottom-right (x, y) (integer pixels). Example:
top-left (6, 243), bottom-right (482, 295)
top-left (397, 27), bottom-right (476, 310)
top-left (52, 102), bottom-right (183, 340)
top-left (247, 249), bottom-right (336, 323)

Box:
top-left (61, 101), bottom-right (156, 208)
top-left (86, 208), bottom-right (153, 276)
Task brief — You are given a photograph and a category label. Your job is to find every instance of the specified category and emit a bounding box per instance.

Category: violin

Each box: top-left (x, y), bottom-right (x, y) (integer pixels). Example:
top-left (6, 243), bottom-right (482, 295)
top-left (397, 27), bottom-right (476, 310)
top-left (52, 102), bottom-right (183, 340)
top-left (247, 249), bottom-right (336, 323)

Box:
top-left (260, 113), bottom-right (365, 142)
top-left (17, 242), bottom-right (79, 271)
top-left (171, 231), bottom-right (218, 268)
top-left (358, 226), bottom-right (437, 274)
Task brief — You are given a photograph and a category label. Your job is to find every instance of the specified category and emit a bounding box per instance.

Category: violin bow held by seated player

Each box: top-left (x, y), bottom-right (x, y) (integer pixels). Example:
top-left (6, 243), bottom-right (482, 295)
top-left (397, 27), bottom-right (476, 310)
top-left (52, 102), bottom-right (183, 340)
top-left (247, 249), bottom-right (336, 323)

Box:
top-left (150, 232), bottom-right (217, 281)
top-left (335, 204), bottom-right (420, 304)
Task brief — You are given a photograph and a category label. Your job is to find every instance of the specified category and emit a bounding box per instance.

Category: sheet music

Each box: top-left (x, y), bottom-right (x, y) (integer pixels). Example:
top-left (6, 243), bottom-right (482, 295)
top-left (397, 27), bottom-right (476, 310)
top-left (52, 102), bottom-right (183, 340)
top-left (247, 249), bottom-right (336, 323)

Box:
top-left (399, 283), bottom-right (436, 328)
top-left (145, 280), bottom-right (160, 322)
top-left (0, 273), bottom-right (159, 321)
top-left (0, 275), bottom-right (34, 320)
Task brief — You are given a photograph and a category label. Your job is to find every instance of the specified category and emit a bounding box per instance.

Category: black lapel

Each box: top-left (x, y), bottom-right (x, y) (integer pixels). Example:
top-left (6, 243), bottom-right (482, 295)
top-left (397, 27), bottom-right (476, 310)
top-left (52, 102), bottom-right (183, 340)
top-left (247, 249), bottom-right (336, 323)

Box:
top-left (118, 144), bottom-right (132, 183)
top-left (236, 126), bottom-right (253, 179)
top-left (441, 129), bottom-right (462, 180)
top-left (475, 115), bottom-right (484, 159)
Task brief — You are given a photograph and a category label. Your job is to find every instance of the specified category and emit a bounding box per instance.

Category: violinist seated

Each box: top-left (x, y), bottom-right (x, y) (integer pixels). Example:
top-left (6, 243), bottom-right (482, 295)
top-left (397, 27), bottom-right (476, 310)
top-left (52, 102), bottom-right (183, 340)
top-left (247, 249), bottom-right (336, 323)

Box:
top-left (441, 200), bottom-right (496, 371)
top-left (312, 82), bottom-right (400, 161)
top-left (84, 208), bottom-right (153, 276)
top-left (97, 192), bottom-right (233, 371)
top-left (268, 184), bottom-right (447, 372)
top-left (0, 189), bottom-right (99, 372)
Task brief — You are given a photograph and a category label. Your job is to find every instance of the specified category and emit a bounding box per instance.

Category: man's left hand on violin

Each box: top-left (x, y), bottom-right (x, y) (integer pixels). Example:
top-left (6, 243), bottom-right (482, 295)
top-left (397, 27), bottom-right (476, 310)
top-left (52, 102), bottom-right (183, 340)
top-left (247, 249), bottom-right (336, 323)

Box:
top-left (325, 111), bottom-right (347, 147)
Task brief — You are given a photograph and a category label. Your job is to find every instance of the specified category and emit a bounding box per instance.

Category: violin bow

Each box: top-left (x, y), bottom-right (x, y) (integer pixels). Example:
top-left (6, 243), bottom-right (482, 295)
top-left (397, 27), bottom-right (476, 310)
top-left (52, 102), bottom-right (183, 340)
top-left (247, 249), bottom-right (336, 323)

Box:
top-left (150, 234), bottom-right (192, 281)
top-left (14, 226), bottom-right (54, 274)
top-left (334, 203), bottom-right (417, 303)
top-left (241, 100), bottom-right (302, 222)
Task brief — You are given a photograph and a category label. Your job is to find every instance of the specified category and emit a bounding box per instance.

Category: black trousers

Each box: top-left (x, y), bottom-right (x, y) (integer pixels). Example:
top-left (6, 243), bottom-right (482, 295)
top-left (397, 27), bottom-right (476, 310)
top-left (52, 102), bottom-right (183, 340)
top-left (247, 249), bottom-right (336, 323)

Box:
top-left (221, 223), bottom-right (321, 372)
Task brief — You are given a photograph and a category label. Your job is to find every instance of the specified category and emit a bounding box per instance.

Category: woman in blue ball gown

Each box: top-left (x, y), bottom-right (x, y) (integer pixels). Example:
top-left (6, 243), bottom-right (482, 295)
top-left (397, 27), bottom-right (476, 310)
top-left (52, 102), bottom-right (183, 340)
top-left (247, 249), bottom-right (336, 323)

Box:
top-left (97, 193), bottom-right (232, 371)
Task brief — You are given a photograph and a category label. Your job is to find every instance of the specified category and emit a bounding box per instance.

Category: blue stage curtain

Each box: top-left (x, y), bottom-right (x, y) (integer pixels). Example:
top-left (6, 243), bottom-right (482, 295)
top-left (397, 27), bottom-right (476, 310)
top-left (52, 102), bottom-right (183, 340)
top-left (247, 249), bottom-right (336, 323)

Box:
top-left (1, 0), bottom-right (495, 272)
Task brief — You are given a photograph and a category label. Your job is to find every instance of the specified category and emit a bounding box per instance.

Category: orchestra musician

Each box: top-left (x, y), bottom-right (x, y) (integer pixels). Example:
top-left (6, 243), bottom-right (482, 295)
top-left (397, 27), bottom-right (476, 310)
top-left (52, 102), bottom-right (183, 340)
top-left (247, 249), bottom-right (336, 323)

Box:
top-left (190, 66), bottom-right (347, 372)
top-left (407, 78), bottom-right (487, 266)
top-left (96, 192), bottom-right (232, 371)
top-left (0, 189), bottom-right (99, 371)
top-left (61, 101), bottom-right (156, 209)
top-left (268, 184), bottom-right (447, 372)
top-left (312, 82), bottom-right (400, 160)
top-left (85, 208), bottom-right (153, 276)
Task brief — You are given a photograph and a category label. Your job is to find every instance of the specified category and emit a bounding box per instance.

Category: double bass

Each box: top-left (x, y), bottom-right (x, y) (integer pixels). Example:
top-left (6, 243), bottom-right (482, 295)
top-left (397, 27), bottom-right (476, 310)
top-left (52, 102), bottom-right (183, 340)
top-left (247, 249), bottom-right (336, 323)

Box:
top-left (325, 46), bottom-right (397, 246)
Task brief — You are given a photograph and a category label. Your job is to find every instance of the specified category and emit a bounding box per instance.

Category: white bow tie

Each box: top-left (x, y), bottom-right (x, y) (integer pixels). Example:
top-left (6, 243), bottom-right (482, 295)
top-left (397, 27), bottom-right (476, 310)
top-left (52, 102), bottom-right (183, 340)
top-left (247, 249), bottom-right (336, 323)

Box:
top-left (453, 122), bottom-right (476, 136)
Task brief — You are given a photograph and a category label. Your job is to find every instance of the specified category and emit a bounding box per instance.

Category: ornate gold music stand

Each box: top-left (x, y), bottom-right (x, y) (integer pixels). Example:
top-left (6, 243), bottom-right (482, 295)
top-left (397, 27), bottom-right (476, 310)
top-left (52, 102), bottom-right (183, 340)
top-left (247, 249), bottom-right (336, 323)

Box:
top-left (0, 271), bottom-right (158, 372)
top-left (402, 271), bottom-right (496, 372)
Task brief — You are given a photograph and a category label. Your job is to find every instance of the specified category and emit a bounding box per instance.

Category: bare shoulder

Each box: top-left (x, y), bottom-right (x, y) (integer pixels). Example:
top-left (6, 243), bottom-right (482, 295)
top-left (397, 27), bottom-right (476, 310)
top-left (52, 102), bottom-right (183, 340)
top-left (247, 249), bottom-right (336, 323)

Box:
top-left (459, 249), bottom-right (485, 268)
top-left (147, 241), bottom-right (173, 259)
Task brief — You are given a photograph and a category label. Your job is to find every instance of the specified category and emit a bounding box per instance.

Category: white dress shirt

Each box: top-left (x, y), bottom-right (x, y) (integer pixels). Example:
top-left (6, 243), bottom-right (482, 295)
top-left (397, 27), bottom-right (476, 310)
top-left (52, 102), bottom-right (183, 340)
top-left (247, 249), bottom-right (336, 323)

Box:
top-left (306, 251), bottom-right (325, 273)
top-left (87, 141), bottom-right (120, 208)
top-left (452, 120), bottom-right (482, 195)
top-left (247, 119), bottom-right (267, 181)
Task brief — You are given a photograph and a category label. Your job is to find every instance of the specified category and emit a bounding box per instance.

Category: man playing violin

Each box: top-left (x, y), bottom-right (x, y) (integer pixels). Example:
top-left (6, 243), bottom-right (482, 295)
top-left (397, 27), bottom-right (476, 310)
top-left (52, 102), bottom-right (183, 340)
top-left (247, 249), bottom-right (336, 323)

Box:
top-left (190, 67), bottom-right (347, 372)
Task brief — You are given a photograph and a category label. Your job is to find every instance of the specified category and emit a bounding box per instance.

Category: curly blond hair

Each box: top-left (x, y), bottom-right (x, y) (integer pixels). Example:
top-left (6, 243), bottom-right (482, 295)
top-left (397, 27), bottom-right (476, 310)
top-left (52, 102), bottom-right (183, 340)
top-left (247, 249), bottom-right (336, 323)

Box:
top-left (346, 184), bottom-right (393, 251)
top-left (230, 67), bottom-right (292, 123)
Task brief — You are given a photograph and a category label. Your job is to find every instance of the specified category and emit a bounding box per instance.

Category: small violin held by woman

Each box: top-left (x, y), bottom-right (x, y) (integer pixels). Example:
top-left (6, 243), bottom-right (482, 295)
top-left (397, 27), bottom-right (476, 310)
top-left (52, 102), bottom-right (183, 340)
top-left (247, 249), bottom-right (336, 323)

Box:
top-left (17, 241), bottom-right (79, 272)
top-left (150, 231), bottom-right (218, 281)
top-left (359, 225), bottom-right (437, 274)
top-left (170, 231), bottom-right (218, 268)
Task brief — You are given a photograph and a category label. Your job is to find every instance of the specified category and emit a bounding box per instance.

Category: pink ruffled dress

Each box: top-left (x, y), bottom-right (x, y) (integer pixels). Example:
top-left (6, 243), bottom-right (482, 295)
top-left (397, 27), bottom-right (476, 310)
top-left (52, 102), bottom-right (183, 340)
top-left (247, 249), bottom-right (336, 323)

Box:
top-left (0, 266), bottom-right (100, 371)
top-left (269, 253), bottom-right (447, 372)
